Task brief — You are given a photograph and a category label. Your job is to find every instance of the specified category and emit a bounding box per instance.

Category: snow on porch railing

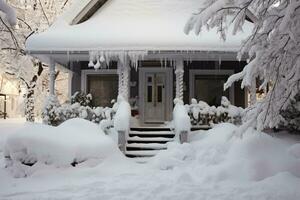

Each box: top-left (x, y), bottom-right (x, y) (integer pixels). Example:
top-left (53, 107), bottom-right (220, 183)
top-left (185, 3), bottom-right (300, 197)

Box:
top-left (173, 98), bottom-right (191, 144)
top-left (113, 95), bottom-right (131, 153)
top-left (187, 97), bottom-right (244, 127)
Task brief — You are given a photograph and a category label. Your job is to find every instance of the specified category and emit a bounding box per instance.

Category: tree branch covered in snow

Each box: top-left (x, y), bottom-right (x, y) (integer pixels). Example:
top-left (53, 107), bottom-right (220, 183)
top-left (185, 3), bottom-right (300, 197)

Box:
top-left (185, 0), bottom-right (300, 130)
top-left (0, 0), bottom-right (16, 26)
top-left (0, 0), bottom-right (71, 121)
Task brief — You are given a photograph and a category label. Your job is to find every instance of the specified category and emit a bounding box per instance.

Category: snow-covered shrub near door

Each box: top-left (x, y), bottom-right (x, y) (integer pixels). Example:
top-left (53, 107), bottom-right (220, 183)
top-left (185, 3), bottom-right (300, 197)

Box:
top-left (71, 91), bottom-right (92, 107)
top-left (187, 97), bottom-right (244, 127)
top-left (42, 94), bottom-right (115, 127)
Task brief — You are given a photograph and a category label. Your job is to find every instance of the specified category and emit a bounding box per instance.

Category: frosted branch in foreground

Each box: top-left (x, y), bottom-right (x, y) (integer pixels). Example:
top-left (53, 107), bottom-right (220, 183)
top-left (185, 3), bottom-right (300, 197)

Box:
top-left (0, 0), bottom-right (16, 26)
top-left (185, 0), bottom-right (300, 130)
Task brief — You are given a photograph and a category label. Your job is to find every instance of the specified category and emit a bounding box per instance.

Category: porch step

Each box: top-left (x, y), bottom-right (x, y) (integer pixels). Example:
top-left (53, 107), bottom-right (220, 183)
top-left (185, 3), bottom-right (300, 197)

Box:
top-left (126, 150), bottom-right (161, 157)
top-left (126, 143), bottom-right (167, 150)
top-left (125, 128), bottom-right (175, 158)
top-left (128, 136), bottom-right (174, 143)
top-left (129, 131), bottom-right (174, 137)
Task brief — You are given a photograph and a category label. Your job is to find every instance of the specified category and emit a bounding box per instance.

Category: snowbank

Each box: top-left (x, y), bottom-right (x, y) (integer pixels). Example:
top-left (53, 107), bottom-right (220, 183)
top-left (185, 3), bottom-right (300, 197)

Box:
top-left (4, 118), bottom-right (122, 177)
top-left (151, 123), bottom-right (300, 182)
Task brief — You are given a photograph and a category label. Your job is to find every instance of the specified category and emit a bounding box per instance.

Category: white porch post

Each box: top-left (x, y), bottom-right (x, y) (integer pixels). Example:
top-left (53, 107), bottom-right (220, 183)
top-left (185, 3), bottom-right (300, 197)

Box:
top-left (175, 59), bottom-right (184, 101)
top-left (117, 58), bottom-right (130, 101)
top-left (49, 60), bottom-right (56, 96)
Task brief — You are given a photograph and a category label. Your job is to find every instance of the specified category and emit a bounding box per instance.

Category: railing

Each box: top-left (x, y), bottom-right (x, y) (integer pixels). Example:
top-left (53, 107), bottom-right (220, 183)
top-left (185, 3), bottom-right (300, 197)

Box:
top-left (0, 94), bottom-right (7, 119)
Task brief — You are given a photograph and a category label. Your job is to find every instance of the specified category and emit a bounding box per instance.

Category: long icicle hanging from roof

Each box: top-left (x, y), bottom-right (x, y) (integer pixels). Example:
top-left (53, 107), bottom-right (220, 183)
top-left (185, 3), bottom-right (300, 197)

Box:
top-left (88, 50), bottom-right (148, 70)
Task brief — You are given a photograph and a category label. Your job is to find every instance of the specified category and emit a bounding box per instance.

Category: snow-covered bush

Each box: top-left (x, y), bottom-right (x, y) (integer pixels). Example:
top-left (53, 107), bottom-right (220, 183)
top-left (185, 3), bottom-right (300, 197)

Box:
top-left (42, 94), bottom-right (115, 127)
top-left (280, 93), bottom-right (300, 132)
top-left (4, 118), bottom-right (122, 177)
top-left (187, 97), bottom-right (244, 127)
top-left (42, 95), bottom-right (61, 126)
top-left (71, 91), bottom-right (92, 107)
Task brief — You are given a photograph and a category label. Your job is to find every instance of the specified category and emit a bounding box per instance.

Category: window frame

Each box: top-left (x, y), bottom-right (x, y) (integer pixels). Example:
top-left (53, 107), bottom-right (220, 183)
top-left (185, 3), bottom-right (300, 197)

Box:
top-left (189, 69), bottom-right (235, 105)
top-left (81, 69), bottom-right (118, 106)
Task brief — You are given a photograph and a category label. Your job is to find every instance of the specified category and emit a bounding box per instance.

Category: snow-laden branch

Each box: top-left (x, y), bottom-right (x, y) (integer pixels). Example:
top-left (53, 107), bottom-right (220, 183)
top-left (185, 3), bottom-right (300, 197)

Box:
top-left (0, 0), bottom-right (16, 26)
top-left (185, 0), bottom-right (300, 130)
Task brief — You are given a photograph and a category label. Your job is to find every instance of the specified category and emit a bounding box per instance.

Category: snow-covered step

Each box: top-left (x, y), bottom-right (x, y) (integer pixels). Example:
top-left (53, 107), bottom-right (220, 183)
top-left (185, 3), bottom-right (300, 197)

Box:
top-left (127, 136), bottom-right (174, 142)
top-left (125, 127), bottom-right (174, 158)
top-left (129, 131), bottom-right (175, 136)
top-left (126, 150), bottom-right (161, 157)
top-left (126, 143), bottom-right (167, 150)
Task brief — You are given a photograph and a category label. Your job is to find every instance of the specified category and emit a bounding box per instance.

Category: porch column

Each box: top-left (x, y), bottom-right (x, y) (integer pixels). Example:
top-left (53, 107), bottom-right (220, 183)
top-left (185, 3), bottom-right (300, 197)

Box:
top-left (49, 60), bottom-right (56, 96)
top-left (117, 59), bottom-right (130, 101)
top-left (175, 59), bottom-right (184, 101)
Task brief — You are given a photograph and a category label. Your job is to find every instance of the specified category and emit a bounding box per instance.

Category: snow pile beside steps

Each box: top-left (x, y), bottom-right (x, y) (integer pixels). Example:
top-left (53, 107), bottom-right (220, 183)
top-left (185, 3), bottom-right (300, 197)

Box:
top-left (150, 123), bottom-right (300, 182)
top-left (4, 118), bottom-right (122, 177)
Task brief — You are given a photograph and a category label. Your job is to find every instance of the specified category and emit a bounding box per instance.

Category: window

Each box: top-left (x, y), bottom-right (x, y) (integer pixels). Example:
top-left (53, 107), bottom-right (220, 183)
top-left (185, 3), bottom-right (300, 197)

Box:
top-left (194, 75), bottom-right (229, 106)
top-left (190, 70), bottom-right (234, 106)
top-left (87, 74), bottom-right (118, 107)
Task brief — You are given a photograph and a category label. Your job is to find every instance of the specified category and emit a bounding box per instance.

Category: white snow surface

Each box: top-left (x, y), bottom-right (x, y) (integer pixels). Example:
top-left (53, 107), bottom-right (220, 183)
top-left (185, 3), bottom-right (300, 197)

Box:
top-left (1, 120), bottom-right (300, 199)
top-left (4, 118), bottom-right (121, 174)
top-left (26, 0), bottom-right (253, 52)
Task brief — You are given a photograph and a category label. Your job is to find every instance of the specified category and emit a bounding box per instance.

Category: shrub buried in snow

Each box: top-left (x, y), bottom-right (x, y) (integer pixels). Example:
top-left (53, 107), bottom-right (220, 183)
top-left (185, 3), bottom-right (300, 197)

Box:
top-left (187, 97), bottom-right (244, 127)
top-left (4, 118), bottom-right (122, 178)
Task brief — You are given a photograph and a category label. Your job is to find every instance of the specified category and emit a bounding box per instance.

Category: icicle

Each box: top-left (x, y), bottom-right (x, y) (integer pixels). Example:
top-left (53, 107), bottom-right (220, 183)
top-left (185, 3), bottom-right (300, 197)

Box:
top-left (100, 55), bottom-right (105, 63)
top-left (94, 60), bottom-right (101, 70)
top-left (88, 60), bottom-right (94, 68)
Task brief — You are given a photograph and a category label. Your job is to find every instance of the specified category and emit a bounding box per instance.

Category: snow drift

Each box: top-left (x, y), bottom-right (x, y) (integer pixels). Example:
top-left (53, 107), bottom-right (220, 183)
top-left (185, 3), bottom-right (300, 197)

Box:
top-left (4, 118), bottom-right (122, 177)
top-left (151, 123), bottom-right (300, 182)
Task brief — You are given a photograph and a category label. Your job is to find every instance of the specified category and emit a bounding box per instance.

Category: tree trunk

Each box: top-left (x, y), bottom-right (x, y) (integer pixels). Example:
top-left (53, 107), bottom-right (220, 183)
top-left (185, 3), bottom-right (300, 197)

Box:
top-left (24, 62), bottom-right (44, 122)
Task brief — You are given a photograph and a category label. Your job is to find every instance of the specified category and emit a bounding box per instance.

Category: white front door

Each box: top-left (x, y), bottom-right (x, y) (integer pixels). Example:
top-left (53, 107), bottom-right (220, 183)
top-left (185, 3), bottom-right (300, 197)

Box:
top-left (144, 72), bottom-right (166, 123)
top-left (139, 68), bottom-right (173, 125)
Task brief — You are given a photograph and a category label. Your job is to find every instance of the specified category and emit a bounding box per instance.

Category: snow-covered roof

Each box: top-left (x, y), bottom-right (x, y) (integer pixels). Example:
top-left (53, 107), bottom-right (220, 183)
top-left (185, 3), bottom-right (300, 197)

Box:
top-left (26, 0), bottom-right (252, 52)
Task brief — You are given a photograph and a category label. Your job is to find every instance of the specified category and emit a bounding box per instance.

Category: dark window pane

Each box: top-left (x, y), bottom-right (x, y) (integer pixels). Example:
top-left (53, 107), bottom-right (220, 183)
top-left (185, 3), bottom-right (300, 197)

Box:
top-left (194, 75), bottom-right (229, 106)
top-left (147, 86), bottom-right (152, 102)
top-left (87, 74), bottom-right (118, 107)
top-left (157, 86), bottom-right (162, 103)
top-left (148, 77), bottom-right (152, 83)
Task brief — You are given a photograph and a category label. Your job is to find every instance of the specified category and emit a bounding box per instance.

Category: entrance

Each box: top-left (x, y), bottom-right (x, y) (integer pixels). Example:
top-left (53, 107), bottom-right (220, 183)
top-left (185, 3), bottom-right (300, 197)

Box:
top-left (139, 68), bottom-right (173, 125)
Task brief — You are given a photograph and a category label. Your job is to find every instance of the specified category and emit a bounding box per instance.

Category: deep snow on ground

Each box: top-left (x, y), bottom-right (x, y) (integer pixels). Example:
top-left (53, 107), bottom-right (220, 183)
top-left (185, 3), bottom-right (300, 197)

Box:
top-left (0, 119), bottom-right (300, 200)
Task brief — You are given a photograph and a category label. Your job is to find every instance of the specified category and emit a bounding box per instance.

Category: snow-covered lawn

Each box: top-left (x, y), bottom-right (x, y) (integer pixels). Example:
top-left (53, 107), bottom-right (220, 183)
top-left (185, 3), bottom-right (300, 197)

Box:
top-left (0, 119), bottom-right (300, 200)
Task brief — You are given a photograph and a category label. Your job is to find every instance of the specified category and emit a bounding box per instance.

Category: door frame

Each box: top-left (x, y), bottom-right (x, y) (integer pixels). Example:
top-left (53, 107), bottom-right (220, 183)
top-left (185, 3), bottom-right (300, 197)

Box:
top-left (139, 67), bottom-right (173, 125)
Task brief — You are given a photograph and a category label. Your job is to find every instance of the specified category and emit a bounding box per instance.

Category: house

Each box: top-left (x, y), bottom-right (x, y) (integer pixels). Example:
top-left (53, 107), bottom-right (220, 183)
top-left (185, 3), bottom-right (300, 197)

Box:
top-left (0, 74), bottom-right (20, 119)
top-left (26, 0), bottom-right (252, 127)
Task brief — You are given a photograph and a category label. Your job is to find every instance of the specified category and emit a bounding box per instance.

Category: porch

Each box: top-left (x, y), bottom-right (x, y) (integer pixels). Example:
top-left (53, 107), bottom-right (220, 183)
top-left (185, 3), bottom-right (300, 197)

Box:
top-left (37, 50), bottom-right (247, 158)
top-left (38, 50), bottom-right (247, 127)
